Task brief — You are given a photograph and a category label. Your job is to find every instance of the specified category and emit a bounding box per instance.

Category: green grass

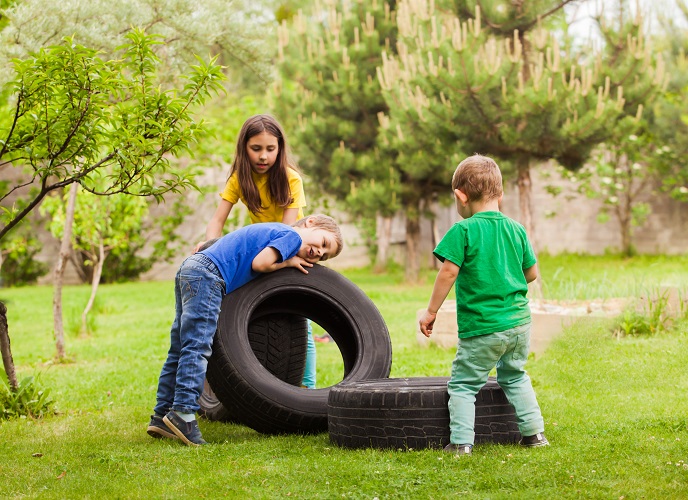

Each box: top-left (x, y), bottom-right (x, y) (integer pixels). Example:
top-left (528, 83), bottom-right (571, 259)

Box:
top-left (1, 254), bottom-right (688, 499)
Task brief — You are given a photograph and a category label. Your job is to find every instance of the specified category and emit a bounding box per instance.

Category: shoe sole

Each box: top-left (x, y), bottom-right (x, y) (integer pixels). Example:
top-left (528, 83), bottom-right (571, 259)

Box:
top-left (520, 441), bottom-right (550, 447)
top-left (163, 415), bottom-right (203, 447)
top-left (146, 425), bottom-right (178, 440)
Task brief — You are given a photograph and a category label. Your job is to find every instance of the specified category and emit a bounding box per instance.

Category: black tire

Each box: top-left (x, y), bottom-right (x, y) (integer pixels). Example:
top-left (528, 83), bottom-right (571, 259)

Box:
top-left (328, 377), bottom-right (521, 450)
top-left (198, 380), bottom-right (234, 422)
top-left (206, 265), bottom-right (393, 434)
top-left (199, 313), bottom-right (308, 422)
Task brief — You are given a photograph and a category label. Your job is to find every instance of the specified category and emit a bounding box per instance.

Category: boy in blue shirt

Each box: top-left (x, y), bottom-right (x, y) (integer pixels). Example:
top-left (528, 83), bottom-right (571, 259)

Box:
top-left (147, 214), bottom-right (343, 446)
top-left (419, 155), bottom-right (548, 456)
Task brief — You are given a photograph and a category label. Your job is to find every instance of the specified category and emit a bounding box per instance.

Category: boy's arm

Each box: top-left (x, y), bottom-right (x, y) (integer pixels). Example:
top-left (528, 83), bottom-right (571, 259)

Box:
top-left (252, 247), bottom-right (313, 274)
top-left (524, 263), bottom-right (538, 283)
top-left (419, 259), bottom-right (460, 337)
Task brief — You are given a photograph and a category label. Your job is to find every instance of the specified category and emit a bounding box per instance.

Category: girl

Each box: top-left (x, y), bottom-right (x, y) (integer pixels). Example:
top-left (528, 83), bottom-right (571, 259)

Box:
top-left (195, 114), bottom-right (317, 389)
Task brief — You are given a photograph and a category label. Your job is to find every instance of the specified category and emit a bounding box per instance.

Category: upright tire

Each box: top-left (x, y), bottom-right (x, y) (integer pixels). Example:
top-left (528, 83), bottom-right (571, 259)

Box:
top-left (199, 313), bottom-right (308, 422)
top-left (206, 265), bottom-right (393, 434)
top-left (328, 377), bottom-right (521, 450)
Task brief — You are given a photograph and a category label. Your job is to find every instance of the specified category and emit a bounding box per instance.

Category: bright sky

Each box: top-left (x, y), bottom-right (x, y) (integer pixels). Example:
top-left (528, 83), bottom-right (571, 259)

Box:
top-left (565, 0), bottom-right (687, 41)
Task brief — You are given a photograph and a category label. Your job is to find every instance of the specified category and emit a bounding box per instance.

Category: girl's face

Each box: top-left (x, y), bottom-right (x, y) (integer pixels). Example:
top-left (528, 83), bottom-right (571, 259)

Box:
top-left (246, 131), bottom-right (279, 175)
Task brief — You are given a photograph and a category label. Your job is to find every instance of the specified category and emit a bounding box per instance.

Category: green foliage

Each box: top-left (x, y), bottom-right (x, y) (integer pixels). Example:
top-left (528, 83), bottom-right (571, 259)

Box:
top-left (0, 375), bottom-right (55, 420)
top-left (274, 1), bottom-right (401, 220)
top-left (103, 194), bottom-right (194, 283)
top-left (0, 0), bottom-right (275, 89)
top-left (651, 7), bottom-right (688, 202)
top-left (0, 227), bottom-right (48, 286)
top-left (603, 284), bottom-right (688, 339)
top-left (42, 189), bottom-right (148, 260)
top-left (98, 246), bottom-right (152, 283)
top-left (0, 29), bottom-right (225, 242)
top-left (613, 289), bottom-right (672, 337)
top-left (379, 2), bottom-right (665, 174)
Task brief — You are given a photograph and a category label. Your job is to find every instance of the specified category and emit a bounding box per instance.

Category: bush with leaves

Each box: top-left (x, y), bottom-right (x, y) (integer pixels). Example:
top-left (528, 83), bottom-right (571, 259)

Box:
top-left (0, 375), bottom-right (55, 420)
top-left (0, 228), bottom-right (48, 287)
top-left (0, 29), bottom-right (224, 390)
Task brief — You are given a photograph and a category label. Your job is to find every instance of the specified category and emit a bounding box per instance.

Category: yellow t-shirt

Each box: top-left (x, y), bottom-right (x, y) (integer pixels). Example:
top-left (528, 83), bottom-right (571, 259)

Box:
top-left (220, 167), bottom-right (306, 223)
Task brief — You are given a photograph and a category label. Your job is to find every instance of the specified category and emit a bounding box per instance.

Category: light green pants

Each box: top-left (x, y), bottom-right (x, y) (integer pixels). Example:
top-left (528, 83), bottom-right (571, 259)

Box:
top-left (447, 322), bottom-right (544, 445)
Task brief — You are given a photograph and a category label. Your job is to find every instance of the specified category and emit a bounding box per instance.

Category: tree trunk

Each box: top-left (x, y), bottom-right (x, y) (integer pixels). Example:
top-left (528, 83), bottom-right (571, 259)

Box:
top-left (81, 241), bottom-right (105, 334)
top-left (516, 156), bottom-right (537, 253)
top-left (516, 157), bottom-right (543, 298)
top-left (0, 300), bottom-right (18, 391)
top-left (617, 175), bottom-right (634, 256)
top-left (617, 203), bottom-right (633, 257)
top-left (52, 183), bottom-right (79, 359)
top-left (405, 211), bottom-right (421, 283)
top-left (374, 215), bottom-right (392, 272)
top-left (430, 216), bottom-right (441, 270)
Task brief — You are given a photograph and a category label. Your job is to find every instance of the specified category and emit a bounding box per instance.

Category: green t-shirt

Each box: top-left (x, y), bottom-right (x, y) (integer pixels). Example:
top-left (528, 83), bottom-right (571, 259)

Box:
top-left (433, 211), bottom-right (536, 338)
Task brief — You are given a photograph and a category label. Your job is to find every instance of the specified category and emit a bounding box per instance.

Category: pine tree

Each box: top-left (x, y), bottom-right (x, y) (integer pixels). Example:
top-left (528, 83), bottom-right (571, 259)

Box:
top-left (378, 0), bottom-right (667, 250)
top-left (273, 0), bottom-right (404, 270)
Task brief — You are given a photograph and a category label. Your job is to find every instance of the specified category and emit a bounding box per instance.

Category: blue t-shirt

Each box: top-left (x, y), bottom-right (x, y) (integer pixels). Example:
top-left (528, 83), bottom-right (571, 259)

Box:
top-left (200, 223), bottom-right (302, 294)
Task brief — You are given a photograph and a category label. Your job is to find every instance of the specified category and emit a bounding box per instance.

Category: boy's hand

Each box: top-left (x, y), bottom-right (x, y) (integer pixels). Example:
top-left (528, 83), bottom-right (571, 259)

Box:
top-left (419, 310), bottom-right (436, 337)
top-left (283, 255), bottom-right (314, 274)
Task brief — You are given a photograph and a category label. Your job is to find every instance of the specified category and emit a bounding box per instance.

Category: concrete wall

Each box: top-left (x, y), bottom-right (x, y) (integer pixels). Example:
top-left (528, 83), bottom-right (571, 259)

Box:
top-left (383, 164), bottom-right (688, 266)
top-left (15, 162), bottom-right (688, 285)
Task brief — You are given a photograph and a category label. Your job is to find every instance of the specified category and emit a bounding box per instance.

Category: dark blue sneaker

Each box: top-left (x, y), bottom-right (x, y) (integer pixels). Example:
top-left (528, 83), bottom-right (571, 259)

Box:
top-left (519, 432), bottom-right (550, 447)
top-left (443, 443), bottom-right (473, 455)
top-left (163, 410), bottom-right (207, 446)
top-left (147, 414), bottom-right (178, 440)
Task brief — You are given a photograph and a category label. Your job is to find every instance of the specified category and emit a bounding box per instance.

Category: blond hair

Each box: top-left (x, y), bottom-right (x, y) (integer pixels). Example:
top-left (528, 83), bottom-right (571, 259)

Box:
top-left (451, 154), bottom-right (503, 202)
top-left (294, 214), bottom-right (344, 259)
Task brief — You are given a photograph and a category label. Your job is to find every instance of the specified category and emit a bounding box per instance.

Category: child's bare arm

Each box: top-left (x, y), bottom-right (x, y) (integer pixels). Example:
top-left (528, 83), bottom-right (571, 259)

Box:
top-left (252, 247), bottom-right (313, 274)
top-left (524, 263), bottom-right (538, 283)
top-left (281, 208), bottom-right (299, 225)
top-left (193, 199), bottom-right (234, 253)
top-left (419, 260), bottom-right (460, 337)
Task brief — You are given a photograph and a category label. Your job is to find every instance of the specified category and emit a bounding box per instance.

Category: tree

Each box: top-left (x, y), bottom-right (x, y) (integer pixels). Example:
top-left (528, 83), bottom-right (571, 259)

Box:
top-left (651, 0), bottom-right (688, 202)
top-left (0, 30), bottom-right (224, 387)
top-left (546, 1), bottom-right (688, 255)
top-left (554, 123), bottom-right (654, 256)
top-left (50, 183), bottom-right (78, 359)
top-left (0, 0), bottom-right (274, 88)
top-left (377, 0), bottom-right (667, 252)
top-left (41, 188), bottom-right (149, 334)
top-left (274, 0), bottom-right (404, 272)
top-left (0, 224), bottom-right (48, 287)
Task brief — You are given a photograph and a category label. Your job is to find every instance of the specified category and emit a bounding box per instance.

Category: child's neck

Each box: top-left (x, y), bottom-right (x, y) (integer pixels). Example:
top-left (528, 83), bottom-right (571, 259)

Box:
top-left (465, 198), bottom-right (500, 217)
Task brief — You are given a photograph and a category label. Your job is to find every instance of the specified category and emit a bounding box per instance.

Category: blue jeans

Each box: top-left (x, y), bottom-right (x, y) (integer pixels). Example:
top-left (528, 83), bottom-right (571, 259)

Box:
top-left (447, 322), bottom-right (544, 445)
top-left (154, 254), bottom-right (225, 416)
top-left (301, 322), bottom-right (316, 388)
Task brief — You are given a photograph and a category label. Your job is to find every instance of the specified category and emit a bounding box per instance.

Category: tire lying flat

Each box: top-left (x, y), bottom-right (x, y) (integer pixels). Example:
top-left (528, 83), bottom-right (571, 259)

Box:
top-left (206, 265), bottom-right (393, 434)
top-left (328, 377), bottom-right (521, 450)
top-left (199, 313), bottom-right (308, 422)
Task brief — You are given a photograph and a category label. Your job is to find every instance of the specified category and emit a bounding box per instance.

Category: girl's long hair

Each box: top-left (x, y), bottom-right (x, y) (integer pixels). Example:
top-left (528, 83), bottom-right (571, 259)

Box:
top-left (230, 114), bottom-right (296, 214)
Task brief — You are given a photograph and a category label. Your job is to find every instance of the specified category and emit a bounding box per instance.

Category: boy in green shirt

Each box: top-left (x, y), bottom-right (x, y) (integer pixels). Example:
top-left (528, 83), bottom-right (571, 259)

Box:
top-left (419, 154), bottom-right (548, 456)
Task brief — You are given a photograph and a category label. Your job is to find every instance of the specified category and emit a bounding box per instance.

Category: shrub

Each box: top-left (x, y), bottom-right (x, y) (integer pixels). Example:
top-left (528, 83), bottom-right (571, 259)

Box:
top-left (0, 233), bottom-right (49, 287)
top-left (612, 289), bottom-right (672, 337)
top-left (0, 375), bottom-right (56, 420)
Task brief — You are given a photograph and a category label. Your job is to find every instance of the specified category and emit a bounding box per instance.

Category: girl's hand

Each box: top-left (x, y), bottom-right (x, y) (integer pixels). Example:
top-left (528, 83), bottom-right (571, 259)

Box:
top-left (192, 241), bottom-right (206, 254)
top-left (284, 256), bottom-right (314, 274)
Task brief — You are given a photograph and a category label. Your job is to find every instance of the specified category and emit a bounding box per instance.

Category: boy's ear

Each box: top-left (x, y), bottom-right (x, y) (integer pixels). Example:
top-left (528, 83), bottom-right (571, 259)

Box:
top-left (454, 188), bottom-right (468, 205)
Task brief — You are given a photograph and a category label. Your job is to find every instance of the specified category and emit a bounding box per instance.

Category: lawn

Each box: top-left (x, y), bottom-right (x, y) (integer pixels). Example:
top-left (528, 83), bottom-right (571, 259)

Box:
top-left (1, 253), bottom-right (687, 499)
